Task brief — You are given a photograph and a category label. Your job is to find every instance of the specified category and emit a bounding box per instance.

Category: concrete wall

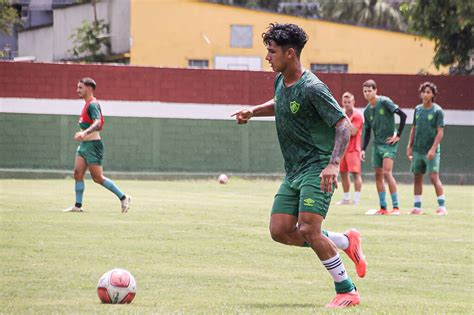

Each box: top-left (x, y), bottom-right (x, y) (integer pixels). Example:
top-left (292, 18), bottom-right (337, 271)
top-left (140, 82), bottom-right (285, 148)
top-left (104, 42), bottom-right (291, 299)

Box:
top-left (17, 26), bottom-right (53, 62)
top-left (18, 0), bottom-right (130, 62)
top-left (0, 113), bottom-right (472, 183)
top-left (1, 62), bottom-right (472, 109)
top-left (107, 0), bottom-right (131, 54)
top-left (130, 0), bottom-right (447, 74)
top-left (1, 62), bottom-right (472, 183)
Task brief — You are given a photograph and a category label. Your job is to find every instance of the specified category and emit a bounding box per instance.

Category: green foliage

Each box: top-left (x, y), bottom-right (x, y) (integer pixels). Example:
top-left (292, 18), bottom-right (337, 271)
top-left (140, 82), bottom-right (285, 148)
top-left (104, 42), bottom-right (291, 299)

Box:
top-left (210, 0), bottom-right (407, 31)
top-left (0, 0), bottom-right (19, 35)
top-left (1, 179), bottom-right (473, 313)
top-left (69, 19), bottom-right (110, 62)
top-left (401, 0), bottom-right (474, 74)
top-left (319, 0), bottom-right (407, 32)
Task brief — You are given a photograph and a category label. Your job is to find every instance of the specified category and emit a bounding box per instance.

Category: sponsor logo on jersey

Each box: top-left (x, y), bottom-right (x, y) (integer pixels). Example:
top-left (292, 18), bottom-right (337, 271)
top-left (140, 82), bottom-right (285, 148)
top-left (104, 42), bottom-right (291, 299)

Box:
top-left (290, 101), bottom-right (300, 114)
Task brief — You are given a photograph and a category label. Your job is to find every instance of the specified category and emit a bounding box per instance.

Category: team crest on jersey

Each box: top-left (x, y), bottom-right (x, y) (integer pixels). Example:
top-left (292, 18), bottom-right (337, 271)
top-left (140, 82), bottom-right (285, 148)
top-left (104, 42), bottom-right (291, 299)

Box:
top-left (290, 101), bottom-right (300, 114)
top-left (379, 108), bottom-right (385, 115)
top-left (370, 115), bottom-right (374, 121)
top-left (428, 114), bottom-right (434, 120)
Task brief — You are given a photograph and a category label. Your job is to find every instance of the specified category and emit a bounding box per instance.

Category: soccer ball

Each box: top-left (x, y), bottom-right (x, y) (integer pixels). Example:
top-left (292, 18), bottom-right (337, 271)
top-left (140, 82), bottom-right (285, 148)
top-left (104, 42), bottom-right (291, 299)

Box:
top-left (218, 174), bottom-right (228, 184)
top-left (97, 269), bottom-right (136, 304)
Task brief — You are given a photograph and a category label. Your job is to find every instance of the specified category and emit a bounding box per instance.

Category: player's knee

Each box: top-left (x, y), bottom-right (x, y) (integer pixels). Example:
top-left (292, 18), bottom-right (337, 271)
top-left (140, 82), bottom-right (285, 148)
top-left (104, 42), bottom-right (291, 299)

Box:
top-left (429, 173), bottom-right (440, 185)
top-left (383, 168), bottom-right (393, 178)
top-left (298, 222), bottom-right (321, 242)
top-left (92, 175), bottom-right (104, 184)
top-left (73, 169), bottom-right (84, 181)
top-left (269, 226), bottom-right (289, 244)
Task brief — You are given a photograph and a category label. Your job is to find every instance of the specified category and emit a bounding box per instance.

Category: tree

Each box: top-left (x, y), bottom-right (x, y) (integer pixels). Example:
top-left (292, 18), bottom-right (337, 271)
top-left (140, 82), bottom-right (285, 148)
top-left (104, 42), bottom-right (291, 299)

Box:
top-left (209, 0), bottom-right (407, 32)
top-left (68, 0), bottom-right (110, 62)
top-left (318, 0), bottom-right (407, 31)
top-left (401, 0), bottom-right (473, 74)
top-left (0, 0), bottom-right (19, 35)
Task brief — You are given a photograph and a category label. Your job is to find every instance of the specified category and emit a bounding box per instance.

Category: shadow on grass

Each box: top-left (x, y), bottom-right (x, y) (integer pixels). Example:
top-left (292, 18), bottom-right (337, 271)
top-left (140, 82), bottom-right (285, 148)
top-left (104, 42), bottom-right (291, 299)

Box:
top-left (242, 303), bottom-right (317, 309)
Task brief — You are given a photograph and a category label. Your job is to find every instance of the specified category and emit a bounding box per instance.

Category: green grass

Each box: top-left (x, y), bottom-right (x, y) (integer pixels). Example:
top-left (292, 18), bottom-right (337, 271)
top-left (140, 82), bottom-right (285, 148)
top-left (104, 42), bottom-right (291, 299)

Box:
top-left (0, 178), bottom-right (473, 314)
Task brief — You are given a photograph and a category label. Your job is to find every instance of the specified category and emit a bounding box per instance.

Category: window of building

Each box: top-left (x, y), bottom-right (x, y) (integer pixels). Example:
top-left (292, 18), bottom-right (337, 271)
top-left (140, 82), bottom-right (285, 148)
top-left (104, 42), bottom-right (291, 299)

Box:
top-left (230, 25), bottom-right (253, 48)
top-left (188, 59), bottom-right (209, 69)
top-left (311, 63), bottom-right (348, 73)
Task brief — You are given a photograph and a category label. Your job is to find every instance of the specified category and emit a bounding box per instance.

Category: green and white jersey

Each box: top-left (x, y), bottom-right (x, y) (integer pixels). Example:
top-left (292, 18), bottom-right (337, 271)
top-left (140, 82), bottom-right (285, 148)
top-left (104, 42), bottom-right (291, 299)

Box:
top-left (79, 101), bottom-right (102, 130)
top-left (363, 96), bottom-right (399, 146)
top-left (274, 70), bottom-right (345, 180)
top-left (413, 103), bottom-right (445, 154)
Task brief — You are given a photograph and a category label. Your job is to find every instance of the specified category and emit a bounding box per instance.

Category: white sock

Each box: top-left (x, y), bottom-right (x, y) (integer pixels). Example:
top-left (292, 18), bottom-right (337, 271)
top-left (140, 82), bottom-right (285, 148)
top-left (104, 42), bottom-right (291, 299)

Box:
top-left (326, 231), bottom-right (349, 250)
top-left (343, 192), bottom-right (350, 200)
top-left (322, 253), bottom-right (349, 283)
top-left (353, 191), bottom-right (360, 203)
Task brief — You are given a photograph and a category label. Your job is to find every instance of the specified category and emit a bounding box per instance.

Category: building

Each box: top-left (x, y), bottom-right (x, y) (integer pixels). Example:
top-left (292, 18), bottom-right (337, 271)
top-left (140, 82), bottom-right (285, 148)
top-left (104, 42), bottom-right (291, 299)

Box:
top-left (130, 0), bottom-right (447, 74)
top-left (1, 0), bottom-right (78, 60)
top-left (11, 0), bottom-right (447, 74)
top-left (16, 0), bottom-right (130, 62)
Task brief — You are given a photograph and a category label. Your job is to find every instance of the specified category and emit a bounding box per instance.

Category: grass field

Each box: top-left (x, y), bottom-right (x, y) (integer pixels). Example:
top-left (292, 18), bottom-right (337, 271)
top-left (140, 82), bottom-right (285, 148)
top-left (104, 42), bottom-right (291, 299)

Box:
top-left (0, 178), bottom-right (473, 314)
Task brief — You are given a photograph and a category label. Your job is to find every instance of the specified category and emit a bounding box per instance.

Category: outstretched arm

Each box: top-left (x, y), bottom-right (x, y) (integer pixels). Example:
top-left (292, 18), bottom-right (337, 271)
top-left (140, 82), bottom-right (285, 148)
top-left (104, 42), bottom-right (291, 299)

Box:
top-left (320, 117), bottom-right (351, 193)
top-left (231, 99), bottom-right (275, 124)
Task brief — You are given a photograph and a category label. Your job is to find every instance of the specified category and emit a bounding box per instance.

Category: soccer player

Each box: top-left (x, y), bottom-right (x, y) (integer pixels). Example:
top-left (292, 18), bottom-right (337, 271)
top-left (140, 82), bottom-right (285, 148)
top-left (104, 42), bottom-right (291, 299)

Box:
top-left (407, 82), bottom-right (447, 215)
top-left (232, 23), bottom-right (366, 308)
top-left (361, 80), bottom-right (407, 215)
top-left (63, 77), bottom-right (131, 213)
top-left (336, 92), bottom-right (363, 205)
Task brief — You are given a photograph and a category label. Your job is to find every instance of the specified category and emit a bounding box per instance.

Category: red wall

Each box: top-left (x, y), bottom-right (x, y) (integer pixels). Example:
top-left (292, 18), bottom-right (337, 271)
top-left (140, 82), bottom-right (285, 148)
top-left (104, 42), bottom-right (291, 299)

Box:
top-left (1, 61), bottom-right (472, 109)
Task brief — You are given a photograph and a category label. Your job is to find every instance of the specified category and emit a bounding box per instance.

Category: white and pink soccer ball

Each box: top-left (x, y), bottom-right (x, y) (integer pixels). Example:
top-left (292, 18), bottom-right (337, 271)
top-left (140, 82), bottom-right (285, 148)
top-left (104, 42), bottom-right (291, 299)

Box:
top-left (218, 174), bottom-right (229, 184)
top-left (97, 269), bottom-right (136, 304)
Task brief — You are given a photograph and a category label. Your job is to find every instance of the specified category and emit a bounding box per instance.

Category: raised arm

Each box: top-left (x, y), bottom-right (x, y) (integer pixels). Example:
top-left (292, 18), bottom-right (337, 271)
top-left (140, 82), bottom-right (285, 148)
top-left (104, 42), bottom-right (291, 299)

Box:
top-left (231, 99), bottom-right (275, 124)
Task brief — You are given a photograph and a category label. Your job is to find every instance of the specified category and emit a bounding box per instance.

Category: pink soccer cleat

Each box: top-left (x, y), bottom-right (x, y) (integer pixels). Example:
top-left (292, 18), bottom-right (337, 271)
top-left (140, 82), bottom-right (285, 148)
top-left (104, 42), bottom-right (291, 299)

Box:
top-left (390, 207), bottom-right (401, 216)
top-left (343, 229), bottom-right (367, 278)
top-left (436, 208), bottom-right (448, 216)
top-left (409, 208), bottom-right (423, 215)
top-left (325, 291), bottom-right (360, 308)
top-left (374, 208), bottom-right (389, 215)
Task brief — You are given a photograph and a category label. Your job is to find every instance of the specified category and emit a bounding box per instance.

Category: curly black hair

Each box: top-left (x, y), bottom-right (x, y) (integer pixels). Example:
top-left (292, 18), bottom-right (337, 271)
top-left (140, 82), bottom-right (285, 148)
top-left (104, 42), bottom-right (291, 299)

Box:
top-left (262, 23), bottom-right (308, 58)
top-left (419, 81), bottom-right (437, 101)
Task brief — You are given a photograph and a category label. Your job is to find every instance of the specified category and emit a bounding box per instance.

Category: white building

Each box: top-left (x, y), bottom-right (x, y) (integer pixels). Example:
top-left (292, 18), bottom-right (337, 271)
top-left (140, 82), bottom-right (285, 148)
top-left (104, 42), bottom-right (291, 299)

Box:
top-left (18, 0), bottom-right (130, 62)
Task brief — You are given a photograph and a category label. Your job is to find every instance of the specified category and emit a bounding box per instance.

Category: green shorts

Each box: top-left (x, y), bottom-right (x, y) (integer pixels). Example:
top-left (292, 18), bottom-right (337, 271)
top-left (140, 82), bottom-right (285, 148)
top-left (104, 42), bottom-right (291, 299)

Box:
top-left (271, 166), bottom-right (333, 218)
top-left (372, 144), bottom-right (398, 168)
top-left (411, 151), bottom-right (440, 174)
top-left (76, 140), bottom-right (104, 165)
